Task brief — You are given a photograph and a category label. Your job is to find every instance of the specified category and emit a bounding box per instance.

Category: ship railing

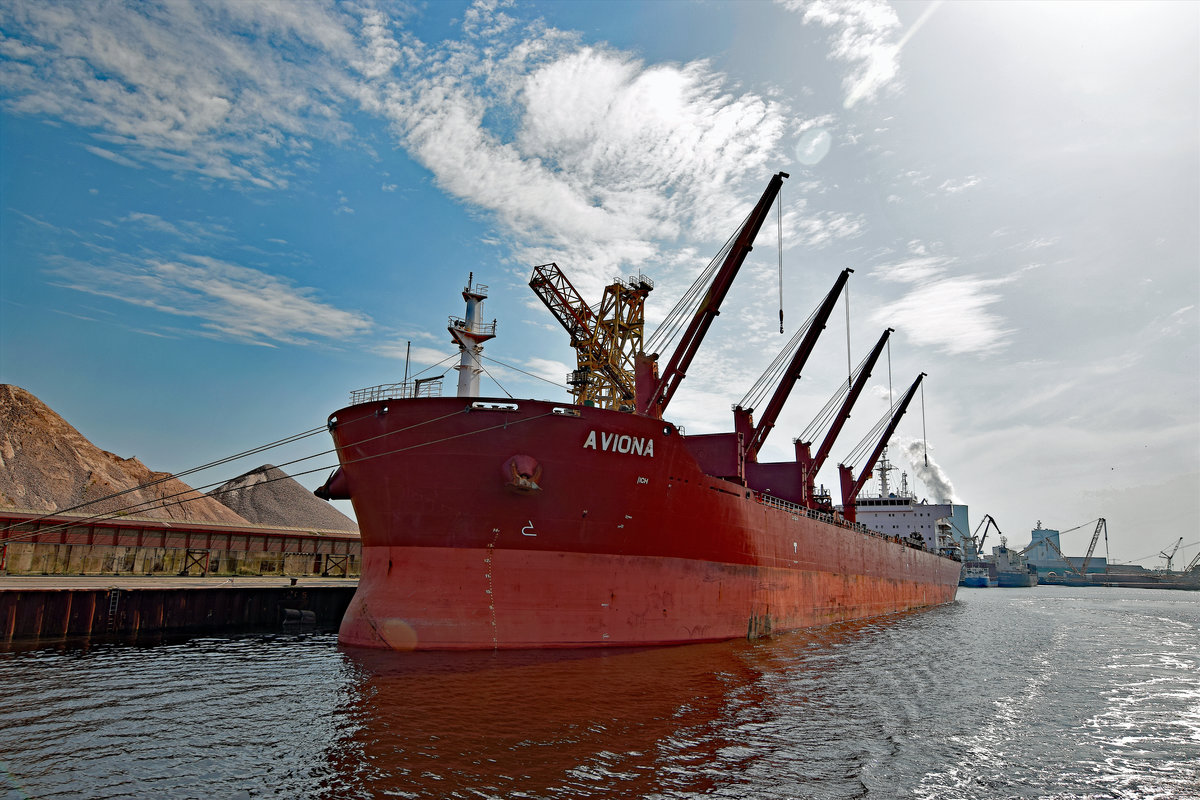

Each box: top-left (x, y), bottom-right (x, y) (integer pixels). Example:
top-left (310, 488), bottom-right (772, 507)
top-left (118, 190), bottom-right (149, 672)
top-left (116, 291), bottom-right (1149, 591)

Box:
top-left (349, 379), bottom-right (443, 404)
top-left (448, 316), bottom-right (497, 336)
top-left (754, 492), bottom-right (899, 542)
top-left (612, 273), bottom-right (655, 292)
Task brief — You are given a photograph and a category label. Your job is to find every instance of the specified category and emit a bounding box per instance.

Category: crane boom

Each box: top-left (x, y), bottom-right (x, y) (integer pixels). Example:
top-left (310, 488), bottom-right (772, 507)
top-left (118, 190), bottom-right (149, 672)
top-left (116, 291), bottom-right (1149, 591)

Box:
top-left (837, 372), bottom-right (926, 523)
top-left (529, 262), bottom-right (650, 408)
top-left (809, 328), bottom-right (893, 475)
top-left (1160, 536), bottom-right (1183, 571)
top-left (1080, 518), bottom-right (1106, 574)
top-left (642, 171), bottom-right (789, 416)
top-left (744, 268), bottom-right (852, 459)
top-left (1035, 535), bottom-right (1087, 578)
top-left (973, 514), bottom-right (1002, 554)
top-left (529, 262), bottom-right (596, 346)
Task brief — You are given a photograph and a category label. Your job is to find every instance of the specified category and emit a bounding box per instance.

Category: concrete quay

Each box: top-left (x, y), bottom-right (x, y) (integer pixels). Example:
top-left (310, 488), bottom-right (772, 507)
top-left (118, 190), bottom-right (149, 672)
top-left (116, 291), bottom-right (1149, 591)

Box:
top-left (0, 575), bottom-right (358, 644)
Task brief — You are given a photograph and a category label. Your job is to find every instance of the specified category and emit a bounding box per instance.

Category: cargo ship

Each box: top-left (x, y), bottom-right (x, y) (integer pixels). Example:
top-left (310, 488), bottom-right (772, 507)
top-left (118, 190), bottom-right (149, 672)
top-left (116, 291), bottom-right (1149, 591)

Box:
top-left (318, 172), bottom-right (961, 650)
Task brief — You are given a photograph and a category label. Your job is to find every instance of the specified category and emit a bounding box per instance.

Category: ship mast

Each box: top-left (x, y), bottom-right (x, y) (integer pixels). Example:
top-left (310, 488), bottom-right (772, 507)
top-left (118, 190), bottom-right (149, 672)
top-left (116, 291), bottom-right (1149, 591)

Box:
top-left (448, 273), bottom-right (497, 398)
top-left (878, 448), bottom-right (893, 497)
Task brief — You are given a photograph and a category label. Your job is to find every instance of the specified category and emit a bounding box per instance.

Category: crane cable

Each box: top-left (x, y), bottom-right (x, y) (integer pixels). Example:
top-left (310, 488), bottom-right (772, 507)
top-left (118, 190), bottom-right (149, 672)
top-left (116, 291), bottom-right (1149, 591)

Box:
top-left (845, 283), bottom-right (852, 391)
top-left (0, 425), bottom-right (328, 531)
top-left (921, 380), bottom-right (928, 468)
top-left (842, 391), bottom-right (907, 467)
top-left (1, 405), bottom-right (477, 543)
top-left (643, 219), bottom-right (742, 356)
top-left (777, 184), bottom-right (784, 334)
top-left (798, 353), bottom-right (866, 443)
top-left (738, 304), bottom-right (820, 411)
top-left (1, 409), bottom-right (566, 546)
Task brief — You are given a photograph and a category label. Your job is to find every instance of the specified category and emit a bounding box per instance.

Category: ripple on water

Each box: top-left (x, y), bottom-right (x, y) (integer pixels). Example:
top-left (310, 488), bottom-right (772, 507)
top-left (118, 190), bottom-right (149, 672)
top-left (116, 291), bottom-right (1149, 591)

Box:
top-left (0, 588), bottom-right (1197, 800)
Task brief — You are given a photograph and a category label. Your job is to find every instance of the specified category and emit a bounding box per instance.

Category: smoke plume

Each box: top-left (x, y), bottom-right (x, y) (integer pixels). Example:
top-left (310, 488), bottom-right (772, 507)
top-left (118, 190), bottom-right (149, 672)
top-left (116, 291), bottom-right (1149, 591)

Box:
top-left (900, 439), bottom-right (958, 504)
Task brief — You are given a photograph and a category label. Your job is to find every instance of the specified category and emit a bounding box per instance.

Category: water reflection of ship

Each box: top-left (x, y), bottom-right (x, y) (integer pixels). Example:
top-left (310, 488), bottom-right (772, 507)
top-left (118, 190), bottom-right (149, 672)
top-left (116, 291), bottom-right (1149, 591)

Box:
top-left (325, 643), bottom-right (756, 797)
top-left (323, 610), bottom-right (945, 797)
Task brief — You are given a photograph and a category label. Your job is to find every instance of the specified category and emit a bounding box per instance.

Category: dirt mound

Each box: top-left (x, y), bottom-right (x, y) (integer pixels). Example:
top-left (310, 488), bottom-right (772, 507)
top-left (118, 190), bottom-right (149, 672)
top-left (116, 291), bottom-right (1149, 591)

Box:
top-left (0, 384), bottom-right (251, 524)
top-left (208, 464), bottom-right (358, 532)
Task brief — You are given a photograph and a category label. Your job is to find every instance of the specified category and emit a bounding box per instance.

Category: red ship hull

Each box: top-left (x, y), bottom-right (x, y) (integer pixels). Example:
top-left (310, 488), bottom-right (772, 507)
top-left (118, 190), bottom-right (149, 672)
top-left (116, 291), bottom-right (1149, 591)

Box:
top-left (327, 397), bottom-right (960, 650)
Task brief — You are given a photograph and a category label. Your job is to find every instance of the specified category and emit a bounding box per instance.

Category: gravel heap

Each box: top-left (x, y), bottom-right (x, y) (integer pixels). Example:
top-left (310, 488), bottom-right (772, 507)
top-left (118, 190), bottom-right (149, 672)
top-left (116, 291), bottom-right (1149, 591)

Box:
top-left (0, 384), bottom-right (251, 524)
top-left (207, 464), bottom-right (359, 532)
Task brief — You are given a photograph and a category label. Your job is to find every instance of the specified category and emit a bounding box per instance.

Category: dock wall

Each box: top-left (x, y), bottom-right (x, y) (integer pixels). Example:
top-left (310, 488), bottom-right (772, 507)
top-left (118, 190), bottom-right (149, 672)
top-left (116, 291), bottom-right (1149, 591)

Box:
top-left (0, 584), bottom-right (357, 643)
top-left (0, 510), bottom-right (360, 578)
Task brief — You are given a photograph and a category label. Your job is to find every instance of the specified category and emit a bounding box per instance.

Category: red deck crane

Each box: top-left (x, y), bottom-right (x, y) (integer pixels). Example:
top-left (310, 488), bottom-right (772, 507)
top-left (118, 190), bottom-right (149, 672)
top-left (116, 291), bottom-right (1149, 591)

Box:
top-left (638, 171), bottom-right (789, 417)
top-left (796, 327), bottom-right (893, 508)
top-left (837, 372), bottom-right (926, 523)
top-left (738, 268), bottom-right (852, 461)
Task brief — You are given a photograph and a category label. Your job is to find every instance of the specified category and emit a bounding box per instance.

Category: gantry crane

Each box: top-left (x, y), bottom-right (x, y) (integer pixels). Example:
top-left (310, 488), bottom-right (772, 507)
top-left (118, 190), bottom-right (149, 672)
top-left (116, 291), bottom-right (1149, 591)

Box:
top-left (529, 263), bottom-right (653, 410)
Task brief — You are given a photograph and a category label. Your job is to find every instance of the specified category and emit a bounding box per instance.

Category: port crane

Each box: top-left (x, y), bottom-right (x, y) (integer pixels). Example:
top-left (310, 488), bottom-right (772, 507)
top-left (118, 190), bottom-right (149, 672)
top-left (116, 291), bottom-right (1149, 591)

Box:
top-left (836, 372), bottom-right (926, 523)
top-left (1020, 517), bottom-right (1107, 578)
top-left (1025, 535), bottom-right (1085, 578)
top-left (972, 514), bottom-right (1003, 558)
top-left (1159, 537), bottom-right (1183, 571)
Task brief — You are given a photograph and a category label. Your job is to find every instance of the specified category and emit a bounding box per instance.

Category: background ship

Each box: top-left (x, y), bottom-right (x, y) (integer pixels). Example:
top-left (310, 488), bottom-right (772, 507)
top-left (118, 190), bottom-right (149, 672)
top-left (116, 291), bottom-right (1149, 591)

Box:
top-left (318, 173), bottom-right (962, 650)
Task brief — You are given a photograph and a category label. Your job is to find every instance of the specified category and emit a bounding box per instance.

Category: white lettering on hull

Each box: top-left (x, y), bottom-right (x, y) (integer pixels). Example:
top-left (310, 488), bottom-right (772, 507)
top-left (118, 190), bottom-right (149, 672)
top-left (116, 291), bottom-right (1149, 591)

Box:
top-left (582, 429), bottom-right (654, 457)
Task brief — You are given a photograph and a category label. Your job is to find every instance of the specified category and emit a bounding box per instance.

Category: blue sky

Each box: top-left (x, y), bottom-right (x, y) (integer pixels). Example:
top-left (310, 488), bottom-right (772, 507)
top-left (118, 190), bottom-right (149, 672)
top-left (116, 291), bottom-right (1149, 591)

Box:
top-left (1, 0), bottom-right (1196, 566)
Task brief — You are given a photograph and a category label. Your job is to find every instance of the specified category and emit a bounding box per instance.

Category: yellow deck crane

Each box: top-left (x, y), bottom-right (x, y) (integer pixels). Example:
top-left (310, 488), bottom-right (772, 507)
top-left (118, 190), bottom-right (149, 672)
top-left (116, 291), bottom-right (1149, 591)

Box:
top-left (529, 263), bottom-right (653, 410)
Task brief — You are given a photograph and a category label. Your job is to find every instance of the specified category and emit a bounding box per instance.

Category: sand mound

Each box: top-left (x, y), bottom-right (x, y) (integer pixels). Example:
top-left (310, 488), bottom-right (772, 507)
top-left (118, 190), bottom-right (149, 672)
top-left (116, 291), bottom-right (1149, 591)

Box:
top-left (207, 464), bottom-right (358, 532)
top-left (0, 384), bottom-right (250, 524)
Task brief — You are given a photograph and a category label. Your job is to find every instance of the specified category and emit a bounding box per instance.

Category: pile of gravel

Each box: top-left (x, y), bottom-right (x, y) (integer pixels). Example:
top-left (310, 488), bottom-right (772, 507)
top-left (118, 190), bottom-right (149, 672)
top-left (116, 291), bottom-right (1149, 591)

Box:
top-left (207, 464), bottom-right (358, 532)
top-left (0, 384), bottom-right (250, 524)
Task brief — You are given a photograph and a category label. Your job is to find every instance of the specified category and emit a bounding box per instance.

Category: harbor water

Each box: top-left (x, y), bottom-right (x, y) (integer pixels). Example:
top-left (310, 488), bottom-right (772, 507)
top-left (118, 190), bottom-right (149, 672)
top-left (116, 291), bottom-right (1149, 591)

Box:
top-left (1, 586), bottom-right (1197, 799)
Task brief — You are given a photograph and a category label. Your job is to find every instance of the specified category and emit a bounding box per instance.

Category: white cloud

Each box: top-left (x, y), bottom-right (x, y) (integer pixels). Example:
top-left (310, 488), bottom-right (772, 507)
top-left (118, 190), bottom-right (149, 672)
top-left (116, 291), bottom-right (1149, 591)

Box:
top-left (938, 175), bottom-right (982, 194)
top-left (872, 255), bottom-right (954, 284)
top-left (0, 0), bottom-right (365, 188)
top-left (374, 340), bottom-right (456, 368)
top-left (367, 12), bottom-right (793, 296)
top-left (521, 357), bottom-right (571, 386)
top-left (84, 145), bottom-right (141, 169)
top-left (785, 0), bottom-right (942, 109)
top-left (3, 1), bottom-right (805, 302)
top-left (785, 0), bottom-right (901, 108)
top-left (50, 252), bottom-right (372, 347)
top-left (871, 275), bottom-right (1011, 355)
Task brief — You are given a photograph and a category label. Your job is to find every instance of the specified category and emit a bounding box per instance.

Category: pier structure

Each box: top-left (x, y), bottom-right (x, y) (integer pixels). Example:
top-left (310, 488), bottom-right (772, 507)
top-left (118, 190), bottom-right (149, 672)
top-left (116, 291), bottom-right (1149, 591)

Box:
top-left (0, 509), bottom-right (361, 643)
